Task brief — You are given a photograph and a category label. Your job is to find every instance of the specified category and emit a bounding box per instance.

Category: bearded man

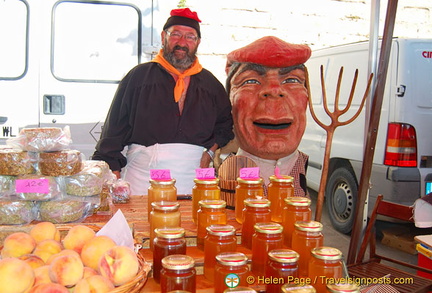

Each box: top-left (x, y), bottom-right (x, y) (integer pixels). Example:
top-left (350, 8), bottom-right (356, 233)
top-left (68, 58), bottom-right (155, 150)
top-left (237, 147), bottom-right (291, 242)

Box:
top-left (226, 36), bottom-right (311, 196)
top-left (93, 8), bottom-right (234, 195)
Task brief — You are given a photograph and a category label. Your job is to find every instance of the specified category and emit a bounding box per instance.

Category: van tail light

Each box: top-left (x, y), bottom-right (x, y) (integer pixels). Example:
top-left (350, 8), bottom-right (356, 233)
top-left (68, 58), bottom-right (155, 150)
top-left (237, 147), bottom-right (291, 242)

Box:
top-left (384, 123), bottom-right (417, 167)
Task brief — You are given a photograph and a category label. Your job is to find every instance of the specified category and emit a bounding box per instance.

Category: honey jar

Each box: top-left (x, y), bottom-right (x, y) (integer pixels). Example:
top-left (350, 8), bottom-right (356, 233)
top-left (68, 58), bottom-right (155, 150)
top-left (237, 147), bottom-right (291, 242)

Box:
top-left (291, 221), bottom-right (323, 277)
top-left (326, 283), bottom-right (360, 293)
top-left (192, 178), bottom-right (220, 223)
top-left (282, 197), bottom-right (312, 248)
top-left (148, 179), bottom-right (177, 219)
top-left (214, 252), bottom-right (250, 293)
top-left (309, 247), bottom-right (344, 293)
top-left (241, 198), bottom-right (271, 249)
top-left (251, 222), bottom-right (284, 276)
top-left (223, 288), bottom-right (257, 293)
top-left (203, 224), bottom-right (237, 282)
top-left (149, 201), bottom-right (181, 250)
top-left (281, 284), bottom-right (317, 292)
top-left (196, 199), bottom-right (227, 250)
top-left (267, 175), bottom-right (294, 222)
top-left (235, 177), bottom-right (264, 223)
top-left (160, 254), bottom-right (196, 293)
top-left (265, 249), bottom-right (299, 293)
top-left (153, 227), bottom-right (186, 283)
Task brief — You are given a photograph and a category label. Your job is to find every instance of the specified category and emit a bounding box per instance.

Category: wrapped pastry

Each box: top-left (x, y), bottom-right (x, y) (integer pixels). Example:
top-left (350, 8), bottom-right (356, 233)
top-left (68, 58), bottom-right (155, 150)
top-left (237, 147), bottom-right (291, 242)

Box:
top-left (39, 150), bottom-right (83, 176)
top-left (0, 175), bottom-right (15, 195)
top-left (0, 200), bottom-right (37, 225)
top-left (38, 198), bottom-right (92, 223)
top-left (0, 149), bottom-right (35, 176)
top-left (15, 174), bottom-right (61, 201)
top-left (7, 126), bottom-right (72, 152)
top-left (111, 179), bottom-right (131, 203)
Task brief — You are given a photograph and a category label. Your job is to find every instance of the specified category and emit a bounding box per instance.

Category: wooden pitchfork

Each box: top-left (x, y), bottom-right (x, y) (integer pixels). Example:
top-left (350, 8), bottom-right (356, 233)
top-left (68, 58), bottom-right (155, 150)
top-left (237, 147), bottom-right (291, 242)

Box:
top-left (308, 65), bottom-right (373, 222)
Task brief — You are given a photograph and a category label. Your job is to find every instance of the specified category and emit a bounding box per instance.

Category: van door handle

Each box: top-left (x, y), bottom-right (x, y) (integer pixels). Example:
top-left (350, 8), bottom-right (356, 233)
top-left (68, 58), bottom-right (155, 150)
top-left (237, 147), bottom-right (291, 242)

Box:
top-left (43, 95), bottom-right (65, 115)
top-left (0, 116), bottom-right (7, 124)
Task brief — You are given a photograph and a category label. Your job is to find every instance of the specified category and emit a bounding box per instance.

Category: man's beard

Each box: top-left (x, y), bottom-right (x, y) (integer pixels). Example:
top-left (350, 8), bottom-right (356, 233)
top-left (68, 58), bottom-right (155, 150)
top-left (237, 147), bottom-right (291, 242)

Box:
top-left (163, 43), bottom-right (197, 71)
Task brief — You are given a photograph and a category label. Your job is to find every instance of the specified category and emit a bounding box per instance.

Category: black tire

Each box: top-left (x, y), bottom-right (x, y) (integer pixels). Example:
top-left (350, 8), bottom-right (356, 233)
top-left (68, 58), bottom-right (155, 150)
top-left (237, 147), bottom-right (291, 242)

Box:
top-left (326, 167), bottom-right (358, 234)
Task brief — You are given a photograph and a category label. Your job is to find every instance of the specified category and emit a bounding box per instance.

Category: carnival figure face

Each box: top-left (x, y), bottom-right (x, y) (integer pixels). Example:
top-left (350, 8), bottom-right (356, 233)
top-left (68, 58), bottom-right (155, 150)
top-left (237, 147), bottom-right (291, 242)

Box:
top-left (162, 25), bottom-right (200, 71)
top-left (230, 64), bottom-right (308, 160)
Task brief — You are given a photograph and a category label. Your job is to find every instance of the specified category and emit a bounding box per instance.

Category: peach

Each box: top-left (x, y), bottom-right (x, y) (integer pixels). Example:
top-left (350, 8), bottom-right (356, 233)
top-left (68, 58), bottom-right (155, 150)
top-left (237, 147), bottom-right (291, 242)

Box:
top-left (49, 253), bottom-right (84, 287)
top-left (30, 222), bottom-right (61, 244)
top-left (82, 267), bottom-right (99, 278)
top-left (46, 249), bottom-right (80, 265)
top-left (80, 235), bottom-right (116, 271)
top-left (1, 232), bottom-right (37, 258)
top-left (29, 283), bottom-right (69, 293)
top-left (74, 275), bottom-right (114, 293)
top-left (34, 265), bottom-right (52, 286)
top-left (19, 254), bottom-right (45, 269)
top-left (34, 239), bottom-right (63, 263)
top-left (98, 246), bottom-right (139, 286)
top-left (0, 258), bottom-right (35, 293)
top-left (62, 225), bottom-right (95, 254)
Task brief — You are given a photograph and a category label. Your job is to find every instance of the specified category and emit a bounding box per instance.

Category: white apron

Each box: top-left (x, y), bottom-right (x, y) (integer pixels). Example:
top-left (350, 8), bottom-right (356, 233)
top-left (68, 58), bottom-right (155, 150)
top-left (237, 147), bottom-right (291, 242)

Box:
top-left (122, 143), bottom-right (204, 195)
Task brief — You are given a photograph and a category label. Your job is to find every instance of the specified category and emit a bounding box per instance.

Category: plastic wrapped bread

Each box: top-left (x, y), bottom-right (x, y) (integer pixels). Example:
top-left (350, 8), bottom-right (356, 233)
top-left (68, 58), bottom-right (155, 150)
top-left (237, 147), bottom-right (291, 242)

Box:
top-left (0, 149), bottom-right (35, 176)
top-left (39, 150), bottom-right (83, 176)
top-left (14, 174), bottom-right (62, 201)
top-left (38, 198), bottom-right (93, 223)
top-left (0, 200), bottom-right (37, 225)
top-left (7, 126), bottom-right (72, 152)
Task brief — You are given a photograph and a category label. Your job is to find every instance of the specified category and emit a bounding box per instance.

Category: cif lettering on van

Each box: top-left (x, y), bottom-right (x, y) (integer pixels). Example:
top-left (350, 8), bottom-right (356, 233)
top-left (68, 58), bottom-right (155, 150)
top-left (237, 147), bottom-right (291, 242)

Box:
top-left (2, 127), bottom-right (16, 137)
top-left (423, 51), bottom-right (432, 58)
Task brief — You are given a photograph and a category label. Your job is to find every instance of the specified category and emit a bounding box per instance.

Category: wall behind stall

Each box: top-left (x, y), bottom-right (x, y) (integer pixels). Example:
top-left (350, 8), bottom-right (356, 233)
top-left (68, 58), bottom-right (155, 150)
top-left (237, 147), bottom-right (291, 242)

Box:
top-left (160, 0), bottom-right (432, 83)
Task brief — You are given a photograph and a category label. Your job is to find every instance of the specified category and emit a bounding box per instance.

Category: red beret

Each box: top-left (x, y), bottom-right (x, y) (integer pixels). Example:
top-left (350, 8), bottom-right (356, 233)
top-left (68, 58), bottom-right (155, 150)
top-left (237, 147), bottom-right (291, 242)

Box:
top-left (163, 8), bottom-right (202, 37)
top-left (170, 8), bottom-right (201, 22)
top-left (226, 36), bottom-right (311, 74)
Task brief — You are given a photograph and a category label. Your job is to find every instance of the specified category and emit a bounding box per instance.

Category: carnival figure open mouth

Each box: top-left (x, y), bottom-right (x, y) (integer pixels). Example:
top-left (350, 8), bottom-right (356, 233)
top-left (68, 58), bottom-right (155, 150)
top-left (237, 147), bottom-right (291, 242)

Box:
top-left (253, 119), bottom-right (292, 130)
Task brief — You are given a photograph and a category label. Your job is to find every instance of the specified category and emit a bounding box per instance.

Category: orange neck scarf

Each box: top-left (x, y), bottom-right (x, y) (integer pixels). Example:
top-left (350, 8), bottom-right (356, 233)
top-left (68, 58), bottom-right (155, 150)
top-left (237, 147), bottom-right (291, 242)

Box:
top-left (152, 49), bottom-right (203, 102)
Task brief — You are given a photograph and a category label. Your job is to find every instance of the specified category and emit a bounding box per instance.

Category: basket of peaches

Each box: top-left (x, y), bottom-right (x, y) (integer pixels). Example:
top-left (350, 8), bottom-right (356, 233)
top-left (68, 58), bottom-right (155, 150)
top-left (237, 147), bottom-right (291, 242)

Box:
top-left (0, 222), bottom-right (150, 293)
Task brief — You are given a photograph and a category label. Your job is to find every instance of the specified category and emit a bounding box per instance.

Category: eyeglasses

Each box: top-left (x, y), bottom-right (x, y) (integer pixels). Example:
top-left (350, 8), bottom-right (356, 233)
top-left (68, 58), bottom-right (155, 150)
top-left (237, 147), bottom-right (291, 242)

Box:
top-left (165, 30), bottom-right (198, 42)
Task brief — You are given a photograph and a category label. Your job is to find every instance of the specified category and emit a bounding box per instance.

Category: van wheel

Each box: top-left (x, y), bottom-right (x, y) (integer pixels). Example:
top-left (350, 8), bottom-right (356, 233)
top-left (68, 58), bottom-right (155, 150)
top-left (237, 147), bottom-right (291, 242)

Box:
top-left (325, 167), bottom-right (358, 234)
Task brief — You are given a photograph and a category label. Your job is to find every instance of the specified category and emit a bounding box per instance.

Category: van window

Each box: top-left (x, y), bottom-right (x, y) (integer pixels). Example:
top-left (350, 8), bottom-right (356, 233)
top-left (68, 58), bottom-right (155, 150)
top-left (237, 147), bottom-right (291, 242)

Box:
top-left (52, 1), bottom-right (141, 82)
top-left (0, 0), bottom-right (28, 80)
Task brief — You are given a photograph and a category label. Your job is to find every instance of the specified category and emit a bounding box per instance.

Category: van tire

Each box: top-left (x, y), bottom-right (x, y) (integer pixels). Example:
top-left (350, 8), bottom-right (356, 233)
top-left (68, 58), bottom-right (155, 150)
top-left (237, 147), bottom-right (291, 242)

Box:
top-left (325, 167), bottom-right (358, 234)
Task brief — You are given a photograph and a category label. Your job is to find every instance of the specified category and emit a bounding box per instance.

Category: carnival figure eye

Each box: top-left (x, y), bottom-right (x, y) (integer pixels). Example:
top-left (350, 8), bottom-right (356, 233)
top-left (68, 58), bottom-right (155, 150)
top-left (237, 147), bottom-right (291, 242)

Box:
top-left (242, 79), bottom-right (260, 86)
top-left (282, 77), bottom-right (302, 84)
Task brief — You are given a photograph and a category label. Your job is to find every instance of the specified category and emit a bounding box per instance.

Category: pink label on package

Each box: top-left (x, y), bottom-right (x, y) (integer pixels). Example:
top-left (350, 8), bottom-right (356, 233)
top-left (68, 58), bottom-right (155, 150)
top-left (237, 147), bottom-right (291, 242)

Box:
top-left (15, 179), bottom-right (50, 194)
top-left (239, 167), bottom-right (260, 179)
top-left (195, 168), bottom-right (215, 179)
top-left (150, 169), bottom-right (172, 180)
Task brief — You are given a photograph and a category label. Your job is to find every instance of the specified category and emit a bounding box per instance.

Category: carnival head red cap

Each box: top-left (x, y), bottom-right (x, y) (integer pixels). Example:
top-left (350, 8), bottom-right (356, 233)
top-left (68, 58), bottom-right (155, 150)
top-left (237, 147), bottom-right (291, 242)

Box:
top-left (163, 8), bottom-right (202, 38)
top-left (226, 36), bottom-right (311, 74)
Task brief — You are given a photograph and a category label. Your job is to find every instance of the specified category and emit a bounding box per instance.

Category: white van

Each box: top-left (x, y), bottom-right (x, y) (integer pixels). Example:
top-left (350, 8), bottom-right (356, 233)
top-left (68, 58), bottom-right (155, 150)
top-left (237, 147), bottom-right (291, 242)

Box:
top-left (300, 38), bottom-right (432, 233)
top-left (0, 0), bottom-right (178, 158)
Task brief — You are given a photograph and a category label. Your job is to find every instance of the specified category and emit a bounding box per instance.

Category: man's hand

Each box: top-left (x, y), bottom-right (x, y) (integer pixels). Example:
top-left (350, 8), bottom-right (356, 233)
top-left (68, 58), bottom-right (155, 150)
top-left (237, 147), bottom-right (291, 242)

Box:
top-left (200, 152), bottom-right (212, 168)
top-left (113, 170), bottom-right (121, 179)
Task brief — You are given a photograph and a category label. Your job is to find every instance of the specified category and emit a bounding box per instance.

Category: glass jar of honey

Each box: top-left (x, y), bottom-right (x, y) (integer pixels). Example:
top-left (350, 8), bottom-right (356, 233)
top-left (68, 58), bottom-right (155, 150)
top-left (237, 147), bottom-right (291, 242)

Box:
top-left (148, 179), bottom-right (177, 219)
top-left (251, 222), bottom-right (284, 276)
top-left (327, 283), bottom-right (360, 293)
top-left (196, 199), bottom-right (227, 250)
top-left (281, 284), bottom-right (316, 292)
top-left (291, 221), bottom-right (324, 277)
top-left (214, 252), bottom-right (250, 293)
top-left (153, 227), bottom-right (186, 283)
top-left (149, 201), bottom-right (181, 251)
top-left (160, 254), bottom-right (196, 293)
top-left (309, 247), bottom-right (344, 293)
top-left (235, 177), bottom-right (264, 223)
top-left (203, 224), bottom-right (237, 282)
top-left (282, 197), bottom-right (312, 248)
top-left (265, 249), bottom-right (299, 293)
top-left (192, 178), bottom-right (220, 223)
top-left (223, 288), bottom-right (257, 293)
top-left (267, 175), bottom-right (294, 223)
top-left (241, 198), bottom-right (271, 249)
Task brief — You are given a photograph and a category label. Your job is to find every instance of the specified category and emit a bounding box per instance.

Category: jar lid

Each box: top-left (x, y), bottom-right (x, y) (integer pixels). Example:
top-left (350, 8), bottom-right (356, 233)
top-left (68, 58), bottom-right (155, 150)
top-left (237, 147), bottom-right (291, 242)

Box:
top-left (284, 197), bottom-right (311, 207)
top-left (151, 201), bottom-right (180, 211)
top-left (254, 222), bottom-right (283, 234)
top-left (269, 175), bottom-right (294, 183)
top-left (162, 254), bottom-right (195, 270)
top-left (194, 178), bottom-right (220, 184)
top-left (311, 246), bottom-right (342, 260)
top-left (327, 283), bottom-right (360, 293)
top-left (244, 198), bottom-right (271, 208)
top-left (206, 224), bottom-right (236, 236)
top-left (268, 249), bottom-right (299, 263)
top-left (294, 221), bottom-right (323, 232)
top-left (216, 252), bottom-right (248, 266)
top-left (236, 177), bottom-right (263, 184)
top-left (149, 178), bottom-right (176, 185)
top-left (281, 284), bottom-right (316, 292)
top-left (223, 287), bottom-right (257, 292)
top-left (199, 199), bottom-right (226, 209)
top-left (154, 227), bottom-right (185, 239)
